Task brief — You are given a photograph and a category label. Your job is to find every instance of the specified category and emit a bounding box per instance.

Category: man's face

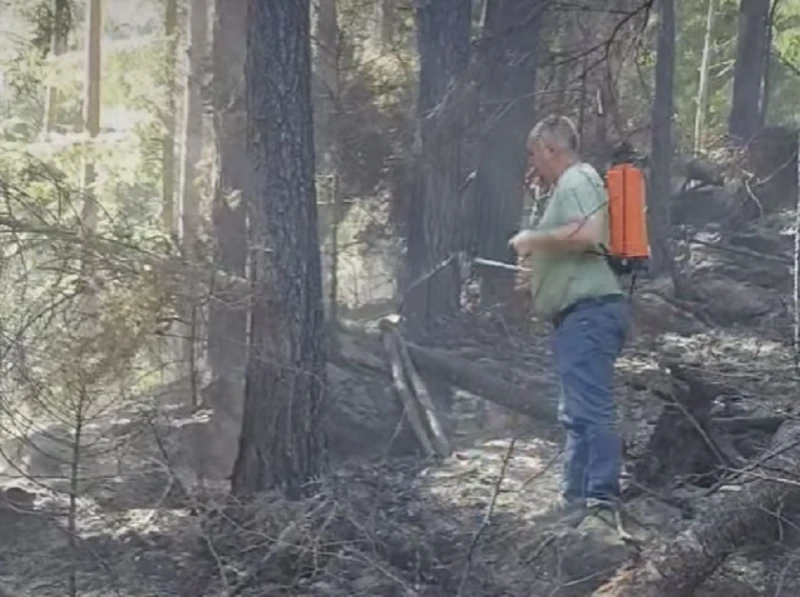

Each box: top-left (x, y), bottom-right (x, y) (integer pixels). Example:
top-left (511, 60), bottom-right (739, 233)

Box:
top-left (527, 139), bottom-right (556, 186)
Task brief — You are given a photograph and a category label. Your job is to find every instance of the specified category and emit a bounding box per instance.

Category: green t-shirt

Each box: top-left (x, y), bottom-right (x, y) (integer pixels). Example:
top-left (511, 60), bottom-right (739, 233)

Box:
top-left (526, 162), bottom-right (622, 320)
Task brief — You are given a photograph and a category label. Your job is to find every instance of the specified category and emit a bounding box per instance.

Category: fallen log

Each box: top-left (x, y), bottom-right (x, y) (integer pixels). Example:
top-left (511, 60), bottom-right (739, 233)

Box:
top-left (712, 415), bottom-right (786, 434)
top-left (405, 342), bottom-right (557, 423)
top-left (592, 421), bottom-right (800, 597)
top-left (336, 320), bottom-right (558, 424)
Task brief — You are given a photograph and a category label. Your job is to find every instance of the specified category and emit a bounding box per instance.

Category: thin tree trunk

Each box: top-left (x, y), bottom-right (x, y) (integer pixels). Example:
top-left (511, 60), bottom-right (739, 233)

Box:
top-left (231, 0), bottom-right (327, 499)
top-left (80, 0), bottom-right (102, 251)
top-left (404, 0), bottom-right (471, 336)
top-left (728, 0), bottom-right (770, 144)
top-left (208, 0), bottom-right (248, 436)
top-left (312, 0), bottom-right (341, 321)
top-left (375, 0), bottom-right (394, 47)
top-left (72, 4), bottom-right (101, 587)
top-left (312, 0), bottom-right (339, 175)
top-left (648, 0), bottom-right (676, 276)
top-left (42, 0), bottom-right (69, 134)
top-left (471, 0), bottom-right (543, 306)
top-left (162, 0), bottom-right (178, 232)
top-left (794, 129), bottom-right (799, 370)
top-left (178, 0), bottom-right (207, 402)
top-left (760, 0), bottom-right (781, 127)
top-left (67, 390), bottom-right (86, 597)
top-left (694, 0), bottom-right (716, 153)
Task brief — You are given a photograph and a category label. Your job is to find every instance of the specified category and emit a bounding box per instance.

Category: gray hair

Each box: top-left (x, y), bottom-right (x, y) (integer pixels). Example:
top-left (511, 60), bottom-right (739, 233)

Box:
top-left (528, 115), bottom-right (579, 155)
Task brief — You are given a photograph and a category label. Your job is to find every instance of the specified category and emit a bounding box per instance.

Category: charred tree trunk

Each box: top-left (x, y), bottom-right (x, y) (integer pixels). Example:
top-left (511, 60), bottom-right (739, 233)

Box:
top-left (404, 0), bottom-right (471, 336)
top-left (471, 0), bottom-right (543, 305)
top-left (648, 0), bottom-right (683, 293)
top-left (760, 0), bottom-right (780, 127)
top-left (207, 0), bottom-right (249, 439)
top-left (594, 421), bottom-right (800, 597)
top-left (728, 0), bottom-right (769, 144)
top-left (232, 0), bottom-right (328, 499)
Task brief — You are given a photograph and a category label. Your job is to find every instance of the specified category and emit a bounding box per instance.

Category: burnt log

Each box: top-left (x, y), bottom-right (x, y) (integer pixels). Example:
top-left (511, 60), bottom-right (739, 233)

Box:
top-left (592, 421), bottom-right (800, 597)
top-left (337, 320), bottom-right (557, 424)
top-left (635, 360), bottom-right (742, 487)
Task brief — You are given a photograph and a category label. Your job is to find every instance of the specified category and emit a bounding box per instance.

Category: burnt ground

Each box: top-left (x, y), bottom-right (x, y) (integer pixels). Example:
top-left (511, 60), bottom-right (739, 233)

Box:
top-left (0, 210), bottom-right (799, 595)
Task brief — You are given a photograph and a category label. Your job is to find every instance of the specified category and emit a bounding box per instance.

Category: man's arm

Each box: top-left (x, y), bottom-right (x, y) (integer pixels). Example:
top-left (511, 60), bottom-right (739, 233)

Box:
top-left (510, 212), bottom-right (604, 257)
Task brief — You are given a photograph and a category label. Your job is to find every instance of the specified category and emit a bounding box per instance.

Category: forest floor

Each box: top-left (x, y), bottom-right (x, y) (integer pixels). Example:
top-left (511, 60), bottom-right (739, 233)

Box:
top-left (0, 210), bottom-right (799, 596)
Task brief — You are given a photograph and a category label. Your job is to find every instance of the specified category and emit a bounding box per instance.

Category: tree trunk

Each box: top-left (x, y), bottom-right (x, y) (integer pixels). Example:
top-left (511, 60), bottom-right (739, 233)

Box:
top-left (728, 0), bottom-right (770, 144)
top-left (693, 0), bottom-right (716, 153)
top-left (648, 0), bottom-right (677, 278)
top-left (162, 0), bottom-right (179, 232)
top-left (80, 0), bottom-right (102, 244)
top-left (404, 0), bottom-right (471, 336)
top-left (760, 0), bottom-right (780, 127)
top-left (42, 0), bottom-right (69, 134)
top-left (471, 0), bottom-right (543, 306)
top-left (311, 0), bottom-right (341, 321)
top-left (207, 0), bottom-right (248, 451)
top-left (231, 0), bottom-right (328, 499)
top-left (375, 0), bottom-right (395, 47)
top-left (179, 0), bottom-right (206, 251)
top-left (312, 0), bottom-right (339, 175)
top-left (794, 127), bottom-right (800, 369)
top-left (177, 0), bottom-right (207, 402)
top-left (593, 421), bottom-right (800, 597)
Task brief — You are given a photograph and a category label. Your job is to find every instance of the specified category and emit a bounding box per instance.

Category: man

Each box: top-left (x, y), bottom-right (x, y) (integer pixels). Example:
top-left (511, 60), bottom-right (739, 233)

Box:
top-left (509, 115), bottom-right (630, 525)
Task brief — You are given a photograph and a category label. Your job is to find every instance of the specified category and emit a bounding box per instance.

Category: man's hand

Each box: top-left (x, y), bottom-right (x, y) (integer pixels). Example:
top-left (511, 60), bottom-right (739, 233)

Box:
top-left (514, 256), bottom-right (530, 291)
top-left (509, 229), bottom-right (539, 258)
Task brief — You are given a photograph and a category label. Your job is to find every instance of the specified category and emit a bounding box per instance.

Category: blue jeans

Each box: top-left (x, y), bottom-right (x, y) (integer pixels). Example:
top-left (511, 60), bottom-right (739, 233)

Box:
top-left (551, 297), bottom-right (629, 504)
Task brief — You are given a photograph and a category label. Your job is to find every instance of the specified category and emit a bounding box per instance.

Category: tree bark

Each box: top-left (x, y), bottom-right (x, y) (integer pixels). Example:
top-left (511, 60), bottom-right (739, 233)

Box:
top-left (648, 0), bottom-right (686, 296)
top-left (231, 0), bottom-right (328, 499)
top-left (593, 421), bottom-right (800, 597)
top-left (471, 0), bottom-right (544, 305)
top-left (207, 0), bottom-right (249, 441)
top-left (728, 0), bottom-right (770, 144)
top-left (404, 0), bottom-right (471, 336)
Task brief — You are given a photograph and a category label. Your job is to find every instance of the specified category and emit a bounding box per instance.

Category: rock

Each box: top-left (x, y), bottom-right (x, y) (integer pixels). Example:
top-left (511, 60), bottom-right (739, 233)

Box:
top-left (2, 487), bottom-right (35, 508)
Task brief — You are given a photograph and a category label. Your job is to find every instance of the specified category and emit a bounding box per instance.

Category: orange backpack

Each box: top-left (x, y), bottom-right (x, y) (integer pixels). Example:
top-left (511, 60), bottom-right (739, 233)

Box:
top-left (604, 162), bottom-right (650, 275)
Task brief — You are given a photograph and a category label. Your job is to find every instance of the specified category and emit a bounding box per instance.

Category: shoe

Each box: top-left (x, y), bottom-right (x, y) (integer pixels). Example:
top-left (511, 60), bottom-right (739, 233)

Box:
top-left (586, 497), bottom-right (622, 530)
top-left (537, 497), bottom-right (587, 527)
